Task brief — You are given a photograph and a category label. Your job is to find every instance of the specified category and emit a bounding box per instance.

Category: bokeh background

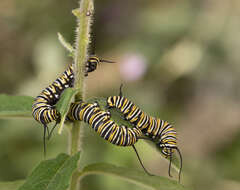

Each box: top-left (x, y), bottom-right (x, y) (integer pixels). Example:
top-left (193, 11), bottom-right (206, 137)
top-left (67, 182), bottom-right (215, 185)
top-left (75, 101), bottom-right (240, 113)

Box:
top-left (0, 0), bottom-right (240, 189)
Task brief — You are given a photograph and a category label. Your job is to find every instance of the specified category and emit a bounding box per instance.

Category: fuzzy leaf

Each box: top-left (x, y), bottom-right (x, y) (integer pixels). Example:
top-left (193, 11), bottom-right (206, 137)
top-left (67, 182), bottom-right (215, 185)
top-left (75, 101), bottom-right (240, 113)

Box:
top-left (0, 94), bottom-right (34, 119)
top-left (0, 180), bottom-right (25, 190)
top-left (56, 88), bottom-right (79, 134)
top-left (79, 163), bottom-right (190, 190)
top-left (72, 8), bottom-right (81, 17)
top-left (18, 152), bottom-right (80, 190)
top-left (57, 32), bottom-right (75, 56)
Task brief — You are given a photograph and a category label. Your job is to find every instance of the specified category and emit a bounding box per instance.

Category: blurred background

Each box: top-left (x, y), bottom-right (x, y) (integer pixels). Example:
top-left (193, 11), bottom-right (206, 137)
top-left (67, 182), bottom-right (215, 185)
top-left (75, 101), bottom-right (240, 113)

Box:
top-left (0, 0), bottom-right (240, 189)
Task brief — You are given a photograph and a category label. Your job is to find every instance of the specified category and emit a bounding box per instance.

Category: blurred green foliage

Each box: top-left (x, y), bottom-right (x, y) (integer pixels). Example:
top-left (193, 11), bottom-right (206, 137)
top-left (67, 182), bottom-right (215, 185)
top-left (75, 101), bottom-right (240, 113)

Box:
top-left (0, 0), bottom-right (240, 189)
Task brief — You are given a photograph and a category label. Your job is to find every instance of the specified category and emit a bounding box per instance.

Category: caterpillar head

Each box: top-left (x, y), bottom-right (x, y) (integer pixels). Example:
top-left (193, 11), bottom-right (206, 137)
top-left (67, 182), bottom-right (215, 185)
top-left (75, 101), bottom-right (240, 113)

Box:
top-left (86, 56), bottom-right (115, 75)
top-left (157, 140), bottom-right (177, 158)
top-left (86, 56), bottom-right (100, 73)
top-left (156, 139), bottom-right (182, 183)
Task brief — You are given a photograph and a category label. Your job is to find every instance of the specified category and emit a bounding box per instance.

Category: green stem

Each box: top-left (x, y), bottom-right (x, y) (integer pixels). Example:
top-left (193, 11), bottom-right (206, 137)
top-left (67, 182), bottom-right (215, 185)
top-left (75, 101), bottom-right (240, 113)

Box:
top-left (69, 0), bottom-right (94, 189)
top-left (70, 122), bottom-right (81, 155)
top-left (69, 170), bottom-right (81, 190)
top-left (74, 0), bottom-right (94, 101)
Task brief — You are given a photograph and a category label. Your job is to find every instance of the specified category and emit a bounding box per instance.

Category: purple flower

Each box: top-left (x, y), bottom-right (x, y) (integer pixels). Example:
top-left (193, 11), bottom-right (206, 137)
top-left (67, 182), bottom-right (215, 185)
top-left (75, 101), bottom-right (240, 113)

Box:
top-left (119, 53), bottom-right (147, 81)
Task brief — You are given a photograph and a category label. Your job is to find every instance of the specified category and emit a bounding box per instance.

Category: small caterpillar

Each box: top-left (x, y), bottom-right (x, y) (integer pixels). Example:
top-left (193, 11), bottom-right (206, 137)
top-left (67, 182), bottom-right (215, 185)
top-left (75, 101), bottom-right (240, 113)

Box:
top-left (106, 85), bottom-right (182, 181)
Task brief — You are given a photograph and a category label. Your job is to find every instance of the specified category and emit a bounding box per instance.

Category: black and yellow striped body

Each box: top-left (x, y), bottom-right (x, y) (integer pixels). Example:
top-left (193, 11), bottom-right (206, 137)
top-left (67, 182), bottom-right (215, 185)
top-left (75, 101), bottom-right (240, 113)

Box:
top-left (32, 56), bottom-right (104, 127)
top-left (107, 96), bottom-right (177, 157)
top-left (32, 64), bottom-right (74, 126)
top-left (31, 55), bottom-right (114, 157)
top-left (68, 101), bottom-right (143, 146)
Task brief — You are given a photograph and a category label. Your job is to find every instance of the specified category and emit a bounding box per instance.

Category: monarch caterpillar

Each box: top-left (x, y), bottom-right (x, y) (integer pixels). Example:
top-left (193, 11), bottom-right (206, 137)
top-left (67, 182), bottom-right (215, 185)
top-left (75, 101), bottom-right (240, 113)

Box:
top-left (32, 56), bottom-right (114, 155)
top-left (106, 85), bottom-right (182, 182)
top-left (67, 101), bottom-right (152, 175)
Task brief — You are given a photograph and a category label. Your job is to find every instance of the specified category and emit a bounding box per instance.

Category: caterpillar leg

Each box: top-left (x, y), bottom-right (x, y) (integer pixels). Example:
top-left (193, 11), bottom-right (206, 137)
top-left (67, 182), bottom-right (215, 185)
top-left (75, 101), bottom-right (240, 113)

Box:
top-left (132, 145), bottom-right (153, 176)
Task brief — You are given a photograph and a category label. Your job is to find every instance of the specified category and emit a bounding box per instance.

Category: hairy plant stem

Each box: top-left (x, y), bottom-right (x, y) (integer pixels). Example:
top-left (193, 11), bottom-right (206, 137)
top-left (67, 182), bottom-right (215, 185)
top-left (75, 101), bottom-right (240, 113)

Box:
top-left (69, 0), bottom-right (94, 189)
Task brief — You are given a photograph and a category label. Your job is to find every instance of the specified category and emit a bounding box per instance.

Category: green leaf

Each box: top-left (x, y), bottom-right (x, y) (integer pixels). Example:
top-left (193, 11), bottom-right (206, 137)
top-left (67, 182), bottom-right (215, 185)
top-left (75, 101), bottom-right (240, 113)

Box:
top-left (56, 88), bottom-right (79, 134)
top-left (79, 163), bottom-right (190, 190)
top-left (19, 152), bottom-right (80, 190)
top-left (0, 94), bottom-right (34, 119)
top-left (57, 32), bottom-right (75, 56)
top-left (0, 180), bottom-right (25, 190)
top-left (72, 8), bottom-right (81, 18)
